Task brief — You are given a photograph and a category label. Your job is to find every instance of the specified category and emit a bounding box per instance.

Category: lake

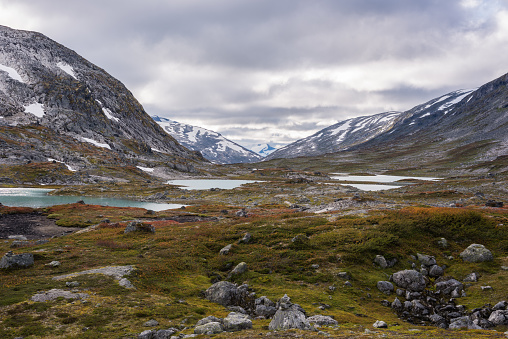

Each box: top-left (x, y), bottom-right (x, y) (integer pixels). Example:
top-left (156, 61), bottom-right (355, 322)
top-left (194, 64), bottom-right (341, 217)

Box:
top-left (166, 179), bottom-right (261, 190)
top-left (330, 174), bottom-right (440, 191)
top-left (0, 188), bottom-right (185, 211)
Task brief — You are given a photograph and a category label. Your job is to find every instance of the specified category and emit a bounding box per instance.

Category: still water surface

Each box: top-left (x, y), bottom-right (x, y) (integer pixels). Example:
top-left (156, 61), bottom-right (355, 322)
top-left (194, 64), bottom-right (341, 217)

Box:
top-left (0, 188), bottom-right (184, 211)
top-left (330, 174), bottom-right (440, 191)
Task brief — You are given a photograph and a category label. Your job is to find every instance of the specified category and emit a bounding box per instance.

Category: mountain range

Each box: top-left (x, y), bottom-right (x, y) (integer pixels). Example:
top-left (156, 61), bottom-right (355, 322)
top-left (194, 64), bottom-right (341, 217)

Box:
top-left (152, 116), bottom-right (261, 164)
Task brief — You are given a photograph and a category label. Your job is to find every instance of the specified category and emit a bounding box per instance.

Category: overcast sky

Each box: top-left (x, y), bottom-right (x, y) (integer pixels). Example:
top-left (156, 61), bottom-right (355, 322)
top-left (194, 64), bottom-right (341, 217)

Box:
top-left (1, 0), bottom-right (508, 149)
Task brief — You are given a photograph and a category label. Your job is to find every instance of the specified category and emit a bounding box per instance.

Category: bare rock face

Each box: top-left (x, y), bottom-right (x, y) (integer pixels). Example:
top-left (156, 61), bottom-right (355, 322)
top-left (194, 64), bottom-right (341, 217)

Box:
top-left (392, 270), bottom-right (427, 292)
top-left (268, 295), bottom-right (311, 331)
top-left (0, 251), bottom-right (34, 269)
top-left (460, 244), bottom-right (493, 263)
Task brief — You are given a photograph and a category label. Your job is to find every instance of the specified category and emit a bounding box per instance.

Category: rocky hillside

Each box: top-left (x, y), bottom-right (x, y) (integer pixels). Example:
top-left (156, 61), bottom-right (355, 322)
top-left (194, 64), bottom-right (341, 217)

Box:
top-left (153, 116), bottom-right (261, 164)
top-left (0, 25), bottom-right (204, 177)
top-left (266, 89), bottom-right (480, 161)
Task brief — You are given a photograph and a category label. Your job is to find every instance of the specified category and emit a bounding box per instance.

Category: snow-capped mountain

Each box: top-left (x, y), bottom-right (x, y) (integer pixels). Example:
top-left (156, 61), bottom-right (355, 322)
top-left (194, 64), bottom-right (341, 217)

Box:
top-left (266, 89), bottom-right (477, 160)
top-left (250, 143), bottom-right (277, 157)
top-left (0, 25), bottom-right (203, 174)
top-left (153, 116), bottom-right (262, 164)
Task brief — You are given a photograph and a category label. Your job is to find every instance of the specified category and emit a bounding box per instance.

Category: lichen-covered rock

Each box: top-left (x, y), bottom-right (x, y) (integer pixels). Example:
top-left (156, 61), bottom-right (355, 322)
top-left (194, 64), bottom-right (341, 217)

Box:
top-left (377, 281), bottom-right (394, 295)
top-left (255, 296), bottom-right (277, 318)
top-left (124, 221), bottom-right (155, 234)
top-left (488, 310), bottom-right (508, 325)
top-left (0, 251), bottom-right (34, 269)
top-left (307, 315), bottom-right (338, 326)
top-left (449, 316), bottom-right (481, 330)
top-left (373, 320), bottom-right (387, 328)
top-left (229, 262), bottom-right (248, 276)
top-left (222, 312), bottom-right (252, 331)
top-left (428, 265), bottom-right (444, 278)
top-left (204, 281), bottom-right (253, 311)
top-left (392, 270), bottom-right (426, 292)
top-left (194, 322), bottom-right (223, 335)
top-left (417, 253), bottom-right (436, 266)
top-left (269, 295), bottom-right (310, 331)
top-left (460, 244), bottom-right (493, 263)
top-left (374, 255), bottom-right (388, 269)
top-left (219, 244), bottom-right (232, 255)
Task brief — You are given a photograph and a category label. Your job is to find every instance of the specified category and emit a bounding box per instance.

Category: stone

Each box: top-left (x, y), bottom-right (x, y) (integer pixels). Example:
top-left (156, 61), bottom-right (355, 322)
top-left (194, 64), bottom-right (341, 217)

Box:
top-left (377, 281), bottom-right (394, 295)
top-left (430, 314), bottom-right (445, 324)
top-left (460, 244), bottom-right (493, 263)
top-left (236, 209), bottom-right (248, 217)
top-left (0, 251), bottom-right (34, 269)
top-left (46, 261), bottom-right (61, 267)
top-left (196, 316), bottom-right (222, 326)
top-left (428, 265), bottom-right (444, 278)
top-left (204, 281), bottom-right (252, 309)
top-left (239, 233), bottom-right (252, 244)
top-left (374, 255), bottom-right (388, 269)
top-left (219, 244), bottom-right (232, 255)
top-left (8, 235), bottom-right (27, 240)
top-left (435, 278), bottom-right (463, 295)
top-left (194, 322), bottom-right (223, 335)
top-left (391, 297), bottom-right (402, 310)
top-left (66, 281), bottom-right (80, 287)
top-left (144, 319), bottom-right (159, 327)
top-left (154, 329), bottom-right (178, 339)
top-left (481, 286), bottom-right (493, 291)
top-left (31, 289), bottom-right (88, 302)
top-left (489, 310), bottom-right (508, 325)
top-left (311, 264), bottom-right (320, 269)
top-left (124, 221), bottom-right (155, 234)
top-left (255, 296), bottom-right (277, 318)
top-left (269, 295), bottom-right (311, 331)
top-left (373, 320), bottom-right (387, 328)
top-left (227, 306), bottom-right (247, 314)
top-left (463, 272), bottom-right (479, 282)
top-left (119, 278), bottom-right (135, 289)
top-left (138, 330), bottom-right (155, 339)
top-left (437, 238), bottom-right (448, 248)
top-left (344, 281), bottom-right (352, 287)
top-left (417, 253), bottom-right (437, 266)
top-left (392, 270), bottom-right (426, 292)
top-left (307, 315), bottom-right (338, 326)
top-left (449, 316), bottom-right (481, 330)
top-left (493, 301), bottom-right (507, 311)
top-left (10, 240), bottom-right (32, 248)
top-left (229, 262), bottom-right (248, 277)
top-left (222, 312), bottom-right (252, 331)
top-left (336, 272), bottom-right (350, 280)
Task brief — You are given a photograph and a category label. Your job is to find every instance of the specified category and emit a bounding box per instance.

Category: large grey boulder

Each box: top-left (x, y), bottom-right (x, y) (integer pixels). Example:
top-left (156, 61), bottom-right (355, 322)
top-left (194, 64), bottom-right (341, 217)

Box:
top-left (307, 315), bottom-right (338, 326)
top-left (222, 312), bottom-right (252, 331)
top-left (435, 278), bottom-right (463, 295)
top-left (374, 255), bottom-right (388, 269)
top-left (255, 296), bottom-right (277, 318)
top-left (392, 270), bottom-right (426, 292)
top-left (124, 221), bottom-right (155, 234)
top-left (488, 310), bottom-right (508, 326)
top-left (377, 281), bottom-right (394, 295)
top-left (204, 281), bottom-right (253, 311)
top-left (269, 295), bottom-right (310, 331)
top-left (194, 322), bottom-right (223, 335)
top-left (0, 251), bottom-right (34, 269)
top-left (220, 244), bottom-right (233, 255)
top-left (373, 320), bottom-right (388, 328)
top-left (449, 316), bottom-right (482, 330)
top-left (460, 244), bottom-right (493, 263)
top-left (428, 265), bottom-right (444, 278)
top-left (138, 328), bottom-right (178, 339)
top-left (417, 253), bottom-right (437, 266)
top-left (196, 315), bottom-right (222, 326)
top-left (229, 262), bottom-right (248, 276)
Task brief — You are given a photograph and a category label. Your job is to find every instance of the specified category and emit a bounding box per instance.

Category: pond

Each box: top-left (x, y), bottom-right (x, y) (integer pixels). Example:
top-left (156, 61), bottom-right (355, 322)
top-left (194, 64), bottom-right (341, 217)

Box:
top-left (330, 174), bottom-right (440, 191)
top-left (166, 179), bottom-right (261, 190)
top-left (0, 188), bottom-right (185, 211)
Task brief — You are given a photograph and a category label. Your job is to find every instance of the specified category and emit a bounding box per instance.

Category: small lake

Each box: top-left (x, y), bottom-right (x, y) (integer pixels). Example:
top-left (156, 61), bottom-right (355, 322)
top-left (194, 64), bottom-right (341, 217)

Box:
top-left (0, 188), bottom-right (185, 211)
top-left (166, 179), bottom-right (261, 190)
top-left (330, 174), bottom-right (440, 191)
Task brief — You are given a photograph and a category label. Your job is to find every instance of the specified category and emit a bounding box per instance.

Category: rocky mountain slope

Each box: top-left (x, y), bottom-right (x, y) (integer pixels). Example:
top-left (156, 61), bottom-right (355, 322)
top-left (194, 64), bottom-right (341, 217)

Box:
top-left (153, 116), bottom-right (261, 164)
top-left (0, 25), bottom-right (204, 178)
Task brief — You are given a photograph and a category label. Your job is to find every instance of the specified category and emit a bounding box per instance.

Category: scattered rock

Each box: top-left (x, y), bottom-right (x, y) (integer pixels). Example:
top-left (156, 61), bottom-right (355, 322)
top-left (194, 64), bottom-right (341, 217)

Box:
top-left (219, 244), bottom-right (233, 255)
top-left (46, 260), bottom-right (61, 267)
top-left (52, 265), bottom-right (135, 281)
top-left (417, 253), bottom-right (436, 266)
top-left (435, 278), bottom-right (463, 295)
top-left (336, 272), bottom-right (350, 280)
top-left (481, 286), bottom-right (493, 291)
top-left (311, 264), bottom-right (320, 269)
top-left (144, 319), bottom-right (159, 327)
top-left (196, 315), bottom-right (222, 326)
top-left (449, 316), bottom-right (481, 330)
top-left (229, 262), bottom-right (248, 277)
top-left (194, 322), bottom-right (223, 335)
top-left (269, 295), bottom-right (310, 331)
top-left (460, 244), bottom-right (493, 263)
top-left (377, 281), bottom-right (394, 295)
top-left (374, 255), bottom-right (388, 269)
top-left (373, 320), bottom-right (387, 328)
top-left (124, 221), bottom-right (155, 234)
top-left (222, 312), bottom-right (253, 331)
top-left (255, 296), bottom-right (277, 318)
top-left (307, 315), bottom-right (338, 326)
top-left (8, 235), bottom-right (27, 240)
top-left (392, 270), bottom-right (426, 292)
top-left (437, 238), bottom-right (448, 248)
top-left (138, 328), bottom-right (178, 339)
top-left (494, 301), bottom-right (507, 311)
top-left (204, 281), bottom-right (254, 311)
top-left (344, 281), bottom-right (352, 287)
top-left (236, 209), bottom-right (248, 217)
top-left (428, 265), bottom-right (444, 278)
top-left (239, 233), bottom-right (252, 244)
top-left (66, 281), bottom-right (80, 287)
top-left (31, 289), bottom-right (88, 302)
top-left (463, 272), bottom-right (479, 282)
top-left (489, 310), bottom-right (508, 325)
top-left (0, 251), bottom-right (34, 269)
top-left (119, 278), bottom-right (135, 289)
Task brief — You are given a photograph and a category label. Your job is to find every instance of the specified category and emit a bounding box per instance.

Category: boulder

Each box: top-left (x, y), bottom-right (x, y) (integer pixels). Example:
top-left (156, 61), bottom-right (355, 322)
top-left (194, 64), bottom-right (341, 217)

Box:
top-left (392, 270), bottom-right (426, 292)
top-left (428, 265), bottom-right (444, 278)
top-left (236, 209), bottom-right (248, 217)
top-left (374, 255), bottom-right (388, 269)
top-left (488, 310), bottom-right (508, 326)
top-left (449, 316), bottom-right (481, 330)
top-left (417, 253), bottom-right (437, 266)
top-left (435, 279), bottom-right (463, 295)
top-left (144, 319), bottom-right (159, 327)
top-left (31, 289), bottom-right (88, 302)
top-left (204, 281), bottom-right (253, 311)
top-left (460, 244), bottom-right (493, 263)
top-left (196, 315), bottom-right (222, 326)
top-left (194, 322), bottom-right (223, 335)
top-left (0, 251), bottom-right (34, 269)
top-left (255, 296), bottom-right (277, 318)
top-left (493, 301), bottom-right (507, 311)
top-left (437, 238), bottom-right (448, 248)
top-left (138, 328), bottom-right (178, 339)
top-left (229, 262), bottom-right (248, 276)
top-left (377, 281), bottom-right (394, 295)
top-left (222, 312), bottom-right (252, 331)
top-left (239, 233), bottom-right (252, 244)
top-left (373, 320), bottom-right (387, 328)
top-left (269, 295), bottom-right (311, 331)
top-left (124, 221), bottom-right (155, 234)
top-left (219, 244), bottom-right (232, 255)
top-left (307, 315), bottom-right (338, 326)
top-left (463, 272), bottom-right (479, 282)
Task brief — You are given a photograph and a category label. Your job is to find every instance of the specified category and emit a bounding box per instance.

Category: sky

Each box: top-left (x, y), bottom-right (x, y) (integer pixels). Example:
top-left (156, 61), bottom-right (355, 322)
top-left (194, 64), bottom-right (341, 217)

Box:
top-left (1, 0), bottom-right (508, 150)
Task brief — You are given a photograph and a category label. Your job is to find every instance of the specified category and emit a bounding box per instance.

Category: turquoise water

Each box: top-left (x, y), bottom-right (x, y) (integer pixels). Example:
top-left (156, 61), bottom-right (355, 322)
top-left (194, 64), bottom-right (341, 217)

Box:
top-left (166, 179), bottom-right (261, 190)
top-left (0, 188), bottom-right (185, 211)
top-left (329, 174), bottom-right (440, 191)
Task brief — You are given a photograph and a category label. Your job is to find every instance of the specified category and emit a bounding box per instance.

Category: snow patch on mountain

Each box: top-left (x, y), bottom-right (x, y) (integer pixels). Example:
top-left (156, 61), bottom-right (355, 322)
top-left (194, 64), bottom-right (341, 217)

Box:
top-left (24, 102), bottom-right (45, 117)
top-left (0, 64), bottom-right (23, 82)
top-left (82, 137), bottom-right (111, 149)
top-left (152, 116), bottom-right (262, 164)
top-left (57, 62), bottom-right (77, 79)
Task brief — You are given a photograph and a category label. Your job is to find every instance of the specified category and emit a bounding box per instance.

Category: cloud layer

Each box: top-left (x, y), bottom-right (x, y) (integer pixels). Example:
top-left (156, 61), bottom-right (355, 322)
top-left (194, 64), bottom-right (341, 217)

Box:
top-left (2, 0), bottom-right (508, 148)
